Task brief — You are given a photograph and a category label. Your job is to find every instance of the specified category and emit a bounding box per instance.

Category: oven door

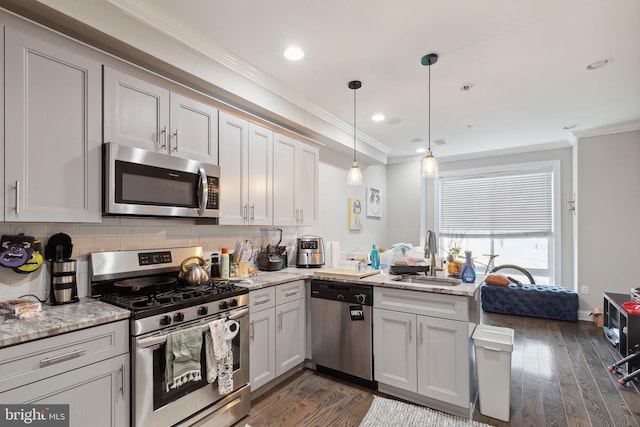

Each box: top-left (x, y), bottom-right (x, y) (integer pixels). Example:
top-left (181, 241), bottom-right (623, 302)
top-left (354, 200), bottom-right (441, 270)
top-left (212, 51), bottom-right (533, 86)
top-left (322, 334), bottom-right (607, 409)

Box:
top-left (132, 308), bottom-right (249, 427)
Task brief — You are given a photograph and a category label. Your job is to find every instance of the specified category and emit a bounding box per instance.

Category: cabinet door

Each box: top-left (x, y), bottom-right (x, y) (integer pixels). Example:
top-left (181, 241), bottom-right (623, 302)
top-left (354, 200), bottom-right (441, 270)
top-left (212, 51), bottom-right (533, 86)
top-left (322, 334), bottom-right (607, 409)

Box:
top-left (247, 123), bottom-right (273, 225)
top-left (273, 133), bottom-right (298, 226)
top-left (104, 66), bottom-right (170, 153)
top-left (296, 143), bottom-right (319, 225)
top-left (417, 315), bottom-right (470, 407)
top-left (169, 92), bottom-right (218, 164)
top-left (275, 298), bottom-right (306, 376)
top-left (249, 308), bottom-right (276, 391)
top-left (218, 111), bottom-right (249, 225)
top-left (4, 27), bottom-right (101, 222)
top-left (373, 308), bottom-right (417, 392)
top-left (0, 354), bottom-right (129, 427)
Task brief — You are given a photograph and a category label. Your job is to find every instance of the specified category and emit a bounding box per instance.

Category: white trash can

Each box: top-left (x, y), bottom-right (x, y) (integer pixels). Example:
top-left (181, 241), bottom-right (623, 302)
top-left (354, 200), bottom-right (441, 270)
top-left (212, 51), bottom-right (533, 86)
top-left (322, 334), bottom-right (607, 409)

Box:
top-left (472, 324), bottom-right (514, 422)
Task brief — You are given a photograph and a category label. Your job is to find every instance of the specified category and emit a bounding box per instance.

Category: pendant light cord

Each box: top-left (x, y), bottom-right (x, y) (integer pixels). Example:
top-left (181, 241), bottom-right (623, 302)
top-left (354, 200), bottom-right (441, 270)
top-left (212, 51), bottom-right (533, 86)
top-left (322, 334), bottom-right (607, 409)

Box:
top-left (428, 63), bottom-right (431, 152)
top-left (353, 87), bottom-right (357, 162)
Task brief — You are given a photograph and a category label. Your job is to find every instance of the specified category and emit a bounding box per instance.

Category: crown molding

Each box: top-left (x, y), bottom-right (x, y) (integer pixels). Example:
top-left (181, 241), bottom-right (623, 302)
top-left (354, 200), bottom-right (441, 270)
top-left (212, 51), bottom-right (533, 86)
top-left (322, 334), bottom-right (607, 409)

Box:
top-left (573, 120), bottom-right (640, 139)
top-left (107, 0), bottom-right (391, 155)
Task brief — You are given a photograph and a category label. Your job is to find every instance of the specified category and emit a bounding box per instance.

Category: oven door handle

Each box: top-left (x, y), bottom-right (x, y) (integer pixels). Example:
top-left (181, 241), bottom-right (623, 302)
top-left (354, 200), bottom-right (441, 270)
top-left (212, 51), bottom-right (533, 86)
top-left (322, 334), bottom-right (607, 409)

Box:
top-left (136, 308), bottom-right (250, 349)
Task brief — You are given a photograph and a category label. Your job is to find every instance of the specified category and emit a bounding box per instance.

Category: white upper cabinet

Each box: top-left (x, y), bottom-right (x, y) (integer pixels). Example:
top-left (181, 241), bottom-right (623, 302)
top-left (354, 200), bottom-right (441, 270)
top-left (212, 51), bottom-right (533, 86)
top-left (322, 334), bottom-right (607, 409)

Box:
top-left (273, 133), bottom-right (319, 226)
top-left (104, 66), bottom-right (218, 164)
top-left (218, 111), bottom-right (272, 225)
top-left (4, 26), bottom-right (102, 222)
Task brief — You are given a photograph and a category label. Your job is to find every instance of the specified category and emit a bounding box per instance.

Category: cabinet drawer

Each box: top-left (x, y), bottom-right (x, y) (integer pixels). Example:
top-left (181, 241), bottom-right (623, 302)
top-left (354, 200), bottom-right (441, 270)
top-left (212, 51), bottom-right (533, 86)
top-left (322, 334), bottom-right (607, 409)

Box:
top-left (276, 280), bottom-right (305, 305)
top-left (0, 320), bottom-right (128, 393)
top-left (374, 287), bottom-right (468, 321)
top-left (250, 287), bottom-right (276, 311)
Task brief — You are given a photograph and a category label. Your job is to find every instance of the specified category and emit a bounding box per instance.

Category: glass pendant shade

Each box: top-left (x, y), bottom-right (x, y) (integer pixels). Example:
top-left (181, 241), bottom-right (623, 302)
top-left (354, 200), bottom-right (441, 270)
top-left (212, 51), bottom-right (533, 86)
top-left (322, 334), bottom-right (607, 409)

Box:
top-left (347, 161), bottom-right (363, 185)
top-left (420, 150), bottom-right (438, 177)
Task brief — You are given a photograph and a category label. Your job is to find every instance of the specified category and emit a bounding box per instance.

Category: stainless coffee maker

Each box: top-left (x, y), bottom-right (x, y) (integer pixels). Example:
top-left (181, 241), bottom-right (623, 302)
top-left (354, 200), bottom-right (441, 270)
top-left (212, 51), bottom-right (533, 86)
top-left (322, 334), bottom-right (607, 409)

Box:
top-left (50, 259), bottom-right (79, 305)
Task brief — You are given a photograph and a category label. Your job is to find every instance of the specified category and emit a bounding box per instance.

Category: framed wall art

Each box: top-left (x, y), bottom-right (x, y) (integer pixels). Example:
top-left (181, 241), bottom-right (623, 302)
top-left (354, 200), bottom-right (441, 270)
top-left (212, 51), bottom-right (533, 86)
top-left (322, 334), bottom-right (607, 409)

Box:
top-left (348, 197), bottom-right (363, 230)
top-left (366, 187), bottom-right (382, 218)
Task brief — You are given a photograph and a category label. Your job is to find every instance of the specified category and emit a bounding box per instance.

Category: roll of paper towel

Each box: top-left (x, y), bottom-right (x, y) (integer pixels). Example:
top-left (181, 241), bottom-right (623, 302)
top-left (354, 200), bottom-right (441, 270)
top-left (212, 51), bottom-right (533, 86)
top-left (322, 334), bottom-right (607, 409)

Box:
top-left (329, 241), bottom-right (340, 268)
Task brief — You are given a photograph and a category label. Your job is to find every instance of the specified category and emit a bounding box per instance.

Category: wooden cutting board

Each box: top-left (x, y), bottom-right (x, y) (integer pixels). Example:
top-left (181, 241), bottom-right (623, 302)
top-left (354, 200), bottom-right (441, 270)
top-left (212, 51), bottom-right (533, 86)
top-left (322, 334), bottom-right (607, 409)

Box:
top-left (312, 268), bottom-right (380, 280)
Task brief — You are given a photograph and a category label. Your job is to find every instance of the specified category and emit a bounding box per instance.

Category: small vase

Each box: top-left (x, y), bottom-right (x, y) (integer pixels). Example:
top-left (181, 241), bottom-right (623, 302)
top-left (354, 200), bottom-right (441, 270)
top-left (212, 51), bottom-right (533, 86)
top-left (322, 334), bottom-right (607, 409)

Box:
top-left (461, 251), bottom-right (476, 283)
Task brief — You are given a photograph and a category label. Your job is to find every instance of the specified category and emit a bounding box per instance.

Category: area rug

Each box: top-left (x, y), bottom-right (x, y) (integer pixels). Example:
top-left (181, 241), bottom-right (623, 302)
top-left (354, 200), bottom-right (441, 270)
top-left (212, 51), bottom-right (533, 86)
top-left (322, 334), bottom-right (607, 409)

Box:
top-left (360, 396), bottom-right (492, 427)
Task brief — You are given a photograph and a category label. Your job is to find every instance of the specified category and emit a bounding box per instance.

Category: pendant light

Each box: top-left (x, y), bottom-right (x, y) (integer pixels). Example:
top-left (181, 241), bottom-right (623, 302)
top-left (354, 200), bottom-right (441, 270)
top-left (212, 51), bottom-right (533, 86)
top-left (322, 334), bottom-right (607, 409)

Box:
top-left (420, 53), bottom-right (439, 177)
top-left (347, 80), bottom-right (363, 185)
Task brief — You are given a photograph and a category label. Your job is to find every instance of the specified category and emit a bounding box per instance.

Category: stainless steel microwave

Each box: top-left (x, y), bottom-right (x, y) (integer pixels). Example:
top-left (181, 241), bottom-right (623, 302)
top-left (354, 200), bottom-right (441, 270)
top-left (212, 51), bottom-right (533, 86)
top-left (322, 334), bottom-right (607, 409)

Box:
top-left (103, 142), bottom-right (220, 219)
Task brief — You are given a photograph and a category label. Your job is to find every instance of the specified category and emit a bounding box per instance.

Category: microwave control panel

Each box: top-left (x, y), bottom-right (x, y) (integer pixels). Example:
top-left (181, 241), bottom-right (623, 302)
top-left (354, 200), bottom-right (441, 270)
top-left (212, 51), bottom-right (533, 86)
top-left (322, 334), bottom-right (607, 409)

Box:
top-left (206, 176), bottom-right (219, 210)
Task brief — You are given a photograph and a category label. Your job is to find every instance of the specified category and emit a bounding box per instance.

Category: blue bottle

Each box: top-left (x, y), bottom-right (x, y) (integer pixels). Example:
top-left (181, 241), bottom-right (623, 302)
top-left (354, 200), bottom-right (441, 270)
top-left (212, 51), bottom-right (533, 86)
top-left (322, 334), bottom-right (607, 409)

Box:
top-left (461, 251), bottom-right (476, 283)
top-left (370, 244), bottom-right (380, 270)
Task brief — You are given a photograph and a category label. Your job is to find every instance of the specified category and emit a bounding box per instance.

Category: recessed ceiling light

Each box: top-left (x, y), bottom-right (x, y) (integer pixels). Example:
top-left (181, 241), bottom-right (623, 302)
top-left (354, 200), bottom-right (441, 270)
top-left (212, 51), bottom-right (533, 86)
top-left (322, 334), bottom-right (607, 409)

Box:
top-left (434, 139), bottom-right (446, 146)
top-left (416, 147), bottom-right (426, 154)
top-left (410, 137), bottom-right (424, 143)
top-left (563, 124), bottom-right (578, 130)
top-left (586, 57), bottom-right (613, 70)
top-left (284, 46), bottom-right (304, 61)
top-left (371, 113), bottom-right (385, 122)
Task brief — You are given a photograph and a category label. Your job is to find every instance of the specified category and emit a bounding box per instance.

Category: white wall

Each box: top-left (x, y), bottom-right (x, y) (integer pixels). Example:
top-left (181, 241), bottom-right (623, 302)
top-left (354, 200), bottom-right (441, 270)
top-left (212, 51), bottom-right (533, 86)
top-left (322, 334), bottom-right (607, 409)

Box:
top-left (386, 160), bottom-right (422, 246)
top-left (576, 130), bottom-right (640, 312)
top-left (311, 150), bottom-right (387, 254)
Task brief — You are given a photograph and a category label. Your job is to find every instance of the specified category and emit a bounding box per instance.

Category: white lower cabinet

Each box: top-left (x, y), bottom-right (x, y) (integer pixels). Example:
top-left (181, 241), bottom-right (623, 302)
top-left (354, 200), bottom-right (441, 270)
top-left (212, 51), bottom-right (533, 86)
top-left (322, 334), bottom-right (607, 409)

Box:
top-left (373, 287), bottom-right (476, 418)
top-left (0, 321), bottom-right (129, 427)
top-left (249, 281), bottom-right (306, 392)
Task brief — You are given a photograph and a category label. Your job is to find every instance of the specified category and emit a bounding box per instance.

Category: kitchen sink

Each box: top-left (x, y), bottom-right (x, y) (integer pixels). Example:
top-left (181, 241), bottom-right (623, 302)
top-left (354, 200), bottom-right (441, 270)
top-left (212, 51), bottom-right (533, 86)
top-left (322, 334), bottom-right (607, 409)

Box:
top-left (392, 275), bottom-right (461, 286)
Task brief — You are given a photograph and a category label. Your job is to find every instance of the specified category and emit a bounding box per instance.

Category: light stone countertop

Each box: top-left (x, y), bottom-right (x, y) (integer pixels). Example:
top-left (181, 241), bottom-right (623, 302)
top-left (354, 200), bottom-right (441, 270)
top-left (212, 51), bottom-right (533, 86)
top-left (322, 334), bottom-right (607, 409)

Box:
top-left (0, 298), bottom-right (130, 349)
top-left (1, 267), bottom-right (481, 349)
top-left (236, 267), bottom-right (482, 297)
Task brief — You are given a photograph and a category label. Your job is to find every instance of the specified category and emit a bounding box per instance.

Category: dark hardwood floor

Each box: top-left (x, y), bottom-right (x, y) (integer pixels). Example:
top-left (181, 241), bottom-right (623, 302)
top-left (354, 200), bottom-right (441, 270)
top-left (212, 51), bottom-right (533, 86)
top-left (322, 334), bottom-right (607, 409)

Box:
top-left (238, 312), bottom-right (640, 427)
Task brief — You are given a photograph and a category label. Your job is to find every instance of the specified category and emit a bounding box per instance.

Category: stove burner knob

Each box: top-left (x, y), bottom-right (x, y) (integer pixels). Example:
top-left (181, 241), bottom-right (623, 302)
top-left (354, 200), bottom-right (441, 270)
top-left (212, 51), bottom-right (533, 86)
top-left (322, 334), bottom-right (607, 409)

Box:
top-left (159, 315), bottom-right (172, 326)
top-left (173, 312), bottom-right (185, 322)
top-left (219, 300), bottom-right (229, 310)
top-left (229, 299), bottom-right (238, 307)
top-left (197, 306), bottom-right (209, 316)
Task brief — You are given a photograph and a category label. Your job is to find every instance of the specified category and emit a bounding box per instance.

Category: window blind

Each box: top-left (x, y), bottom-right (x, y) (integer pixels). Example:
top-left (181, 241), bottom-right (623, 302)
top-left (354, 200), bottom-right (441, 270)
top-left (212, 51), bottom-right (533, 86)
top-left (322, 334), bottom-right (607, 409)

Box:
top-left (439, 170), bottom-right (553, 237)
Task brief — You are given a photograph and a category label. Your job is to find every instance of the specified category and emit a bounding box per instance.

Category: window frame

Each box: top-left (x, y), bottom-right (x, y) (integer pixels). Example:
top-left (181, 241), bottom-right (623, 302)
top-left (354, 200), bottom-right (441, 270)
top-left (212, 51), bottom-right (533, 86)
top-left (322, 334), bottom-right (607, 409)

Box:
top-left (432, 160), bottom-right (562, 284)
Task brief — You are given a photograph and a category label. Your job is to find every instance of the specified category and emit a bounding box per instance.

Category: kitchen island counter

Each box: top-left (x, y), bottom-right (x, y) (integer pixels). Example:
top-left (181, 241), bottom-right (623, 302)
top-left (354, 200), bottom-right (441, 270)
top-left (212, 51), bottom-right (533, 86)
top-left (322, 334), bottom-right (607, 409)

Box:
top-left (0, 298), bottom-right (130, 349)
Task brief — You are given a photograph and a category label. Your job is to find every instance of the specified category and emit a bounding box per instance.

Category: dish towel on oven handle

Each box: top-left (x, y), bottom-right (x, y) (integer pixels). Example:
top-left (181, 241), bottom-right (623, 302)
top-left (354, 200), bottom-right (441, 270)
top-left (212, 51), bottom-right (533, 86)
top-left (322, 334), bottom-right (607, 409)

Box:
top-left (165, 326), bottom-right (203, 392)
top-left (205, 318), bottom-right (239, 395)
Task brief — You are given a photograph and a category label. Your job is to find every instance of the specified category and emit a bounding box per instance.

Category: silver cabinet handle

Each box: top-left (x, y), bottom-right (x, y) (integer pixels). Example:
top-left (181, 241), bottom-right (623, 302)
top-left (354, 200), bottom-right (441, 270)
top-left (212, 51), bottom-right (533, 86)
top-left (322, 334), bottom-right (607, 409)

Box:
top-left (172, 128), bottom-right (179, 152)
top-left (278, 311), bottom-right (282, 330)
top-left (254, 296), bottom-right (271, 305)
top-left (251, 204), bottom-right (255, 223)
top-left (15, 180), bottom-right (19, 215)
top-left (250, 320), bottom-right (254, 339)
top-left (119, 364), bottom-right (125, 396)
top-left (159, 125), bottom-right (167, 149)
top-left (40, 349), bottom-right (86, 367)
top-left (243, 204), bottom-right (248, 223)
top-left (284, 289), bottom-right (299, 297)
top-left (300, 208), bottom-right (304, 223)
top-left (295, 208), bottom-right (300, 223)
top-left (408, 320), bottom-right (413, 343)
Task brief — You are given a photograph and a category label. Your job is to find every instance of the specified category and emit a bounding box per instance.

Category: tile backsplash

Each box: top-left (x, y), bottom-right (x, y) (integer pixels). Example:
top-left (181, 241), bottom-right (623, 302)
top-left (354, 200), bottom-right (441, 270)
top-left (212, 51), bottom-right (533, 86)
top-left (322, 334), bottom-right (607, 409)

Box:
top-left (0, 217), bottom-right (299, 301)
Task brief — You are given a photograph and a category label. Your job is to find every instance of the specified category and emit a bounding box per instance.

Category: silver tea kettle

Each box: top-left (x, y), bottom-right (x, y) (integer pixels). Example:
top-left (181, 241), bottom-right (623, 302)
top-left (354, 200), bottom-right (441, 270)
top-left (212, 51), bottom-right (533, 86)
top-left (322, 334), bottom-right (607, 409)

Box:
top-left (179, 256), bottom-right (210, 285)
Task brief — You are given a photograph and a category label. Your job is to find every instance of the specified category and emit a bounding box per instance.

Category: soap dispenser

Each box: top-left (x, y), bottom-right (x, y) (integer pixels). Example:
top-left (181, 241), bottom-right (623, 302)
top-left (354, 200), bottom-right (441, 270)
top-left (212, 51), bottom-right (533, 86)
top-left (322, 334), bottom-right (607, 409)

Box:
top-left (461, 251), bottom-right (476, 283)
top-left (370, 244), bottom-right (380, 270)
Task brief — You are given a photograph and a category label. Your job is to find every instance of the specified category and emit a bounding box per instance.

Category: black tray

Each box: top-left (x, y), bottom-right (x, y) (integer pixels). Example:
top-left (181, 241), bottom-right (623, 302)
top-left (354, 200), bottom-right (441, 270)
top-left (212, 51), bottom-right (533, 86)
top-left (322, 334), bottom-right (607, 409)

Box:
top-left (388, 265), bottom-right (430, 275)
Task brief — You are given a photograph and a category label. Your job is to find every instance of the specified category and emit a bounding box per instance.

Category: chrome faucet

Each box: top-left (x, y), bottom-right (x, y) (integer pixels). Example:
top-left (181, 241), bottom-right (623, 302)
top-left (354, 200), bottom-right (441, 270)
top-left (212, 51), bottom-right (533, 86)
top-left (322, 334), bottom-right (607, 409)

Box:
top-left (424, 230), bottom-right (438, 276)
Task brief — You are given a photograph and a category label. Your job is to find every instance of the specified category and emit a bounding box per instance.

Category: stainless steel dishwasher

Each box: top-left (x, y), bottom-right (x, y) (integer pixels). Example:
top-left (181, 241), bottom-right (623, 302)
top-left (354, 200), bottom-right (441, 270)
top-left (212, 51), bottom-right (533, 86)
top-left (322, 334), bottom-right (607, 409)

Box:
top-left (310, 280), bottom-right (376, 388)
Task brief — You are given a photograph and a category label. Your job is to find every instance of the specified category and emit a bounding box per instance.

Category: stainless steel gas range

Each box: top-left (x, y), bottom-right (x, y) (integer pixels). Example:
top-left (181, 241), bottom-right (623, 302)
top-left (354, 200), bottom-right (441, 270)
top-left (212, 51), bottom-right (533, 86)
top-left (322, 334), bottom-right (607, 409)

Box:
top-left (90, 246), bottom-right (250, 427)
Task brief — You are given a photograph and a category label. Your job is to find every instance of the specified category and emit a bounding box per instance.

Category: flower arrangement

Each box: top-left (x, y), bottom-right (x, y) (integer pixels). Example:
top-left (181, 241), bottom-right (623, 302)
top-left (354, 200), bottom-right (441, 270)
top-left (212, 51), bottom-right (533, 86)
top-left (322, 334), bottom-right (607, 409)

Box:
top-left (443, 230), bottom-right (466, 263)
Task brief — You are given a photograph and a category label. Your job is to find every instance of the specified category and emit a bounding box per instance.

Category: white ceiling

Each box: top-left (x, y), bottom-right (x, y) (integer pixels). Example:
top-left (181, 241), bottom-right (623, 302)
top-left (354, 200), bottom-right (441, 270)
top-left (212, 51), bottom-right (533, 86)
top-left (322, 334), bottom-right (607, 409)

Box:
top-left (102, 0), bottom-right (640, 159)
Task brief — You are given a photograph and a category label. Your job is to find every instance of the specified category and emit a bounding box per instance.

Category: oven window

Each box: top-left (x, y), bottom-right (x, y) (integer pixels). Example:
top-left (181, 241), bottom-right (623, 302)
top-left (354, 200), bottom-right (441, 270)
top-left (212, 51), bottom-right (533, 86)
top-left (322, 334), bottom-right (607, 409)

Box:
top-left (152, 331), bottom-right (241, 410)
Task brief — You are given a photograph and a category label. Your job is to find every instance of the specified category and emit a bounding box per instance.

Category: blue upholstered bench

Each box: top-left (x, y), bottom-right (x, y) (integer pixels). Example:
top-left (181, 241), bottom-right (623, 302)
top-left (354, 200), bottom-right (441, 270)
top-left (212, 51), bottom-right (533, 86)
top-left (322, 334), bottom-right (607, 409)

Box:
top-left (481, 283), bottom-right (579, 321)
